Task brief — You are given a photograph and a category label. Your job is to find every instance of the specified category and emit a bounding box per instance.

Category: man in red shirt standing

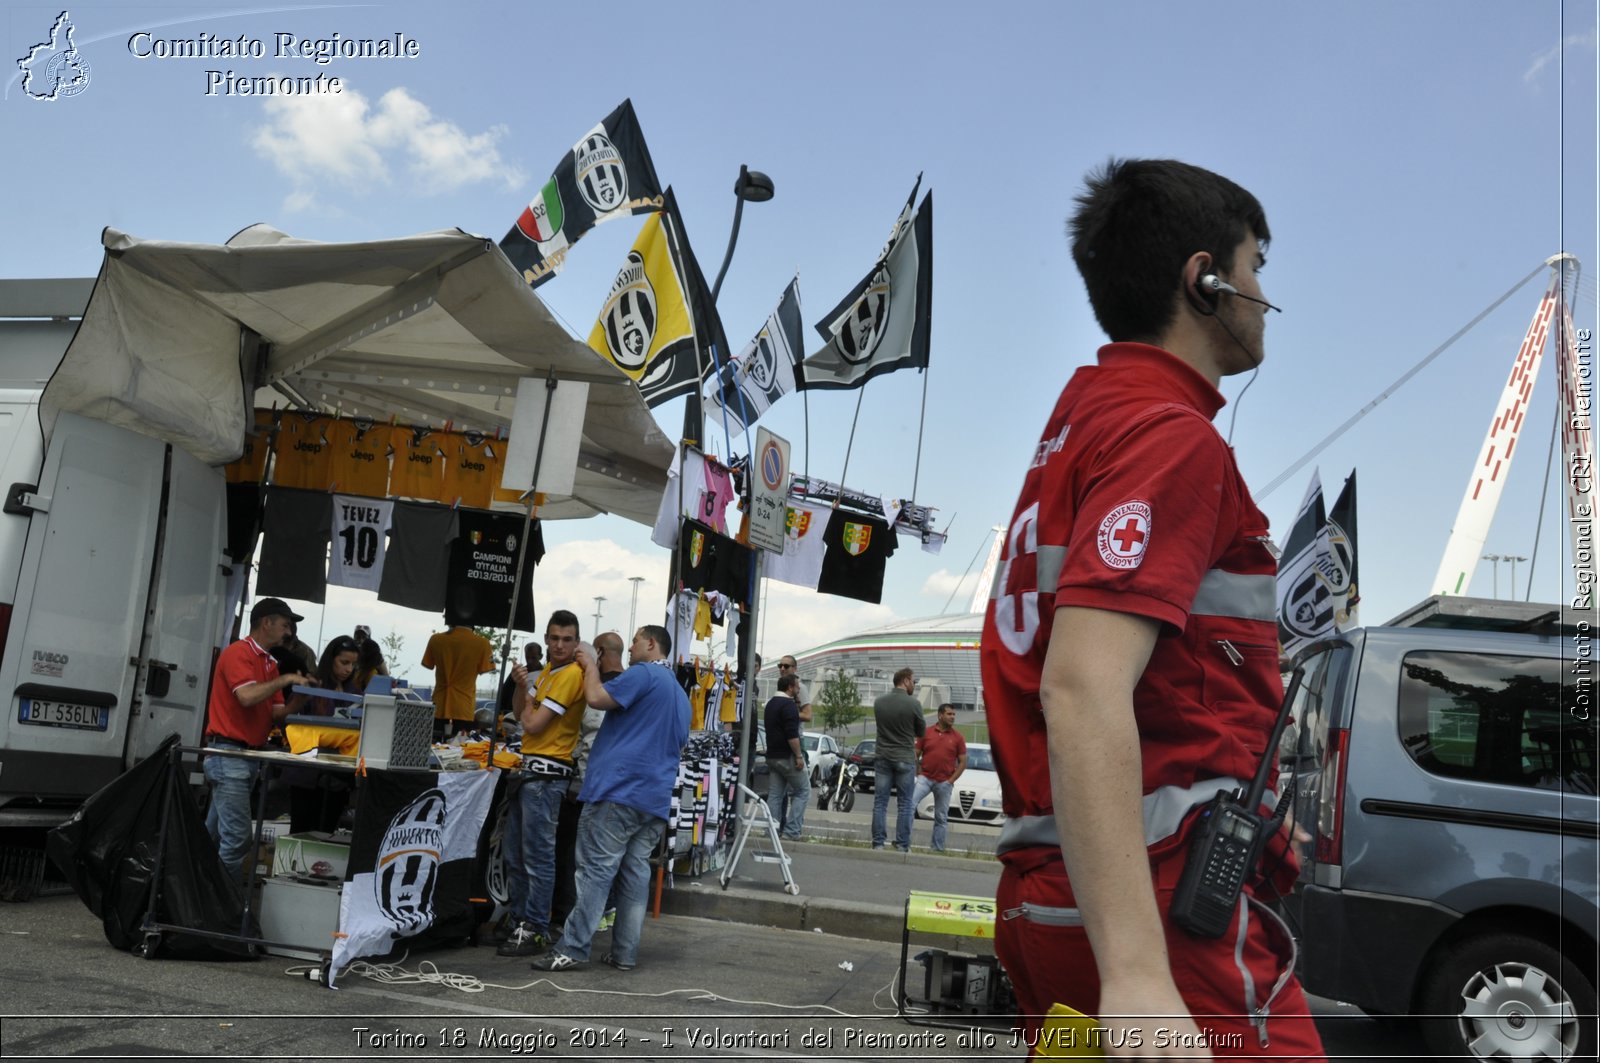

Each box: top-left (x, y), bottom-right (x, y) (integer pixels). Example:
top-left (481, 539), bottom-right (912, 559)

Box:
top-left (981, 159), bottom-right (1324, 1059)
top-left (912, 703), bottom-right (966, 852)
top-left (204, 597), bottom-right (309, 882)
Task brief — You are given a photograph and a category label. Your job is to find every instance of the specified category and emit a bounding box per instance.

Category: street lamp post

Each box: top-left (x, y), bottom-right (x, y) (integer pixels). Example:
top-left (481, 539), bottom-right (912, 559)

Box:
top-left (1481, 554), bottom-right (1502, 598)
top-left (1505, 555), bottom-right (1528, 601)
top-left (592, 595), bottom-right (606, 635)
top-left (628, 576), bottom-right (646, 637)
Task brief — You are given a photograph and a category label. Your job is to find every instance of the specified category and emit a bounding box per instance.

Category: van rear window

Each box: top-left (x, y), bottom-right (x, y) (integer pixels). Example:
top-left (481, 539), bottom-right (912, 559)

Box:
top-left (1398, 651), bottom-right (1596, 795)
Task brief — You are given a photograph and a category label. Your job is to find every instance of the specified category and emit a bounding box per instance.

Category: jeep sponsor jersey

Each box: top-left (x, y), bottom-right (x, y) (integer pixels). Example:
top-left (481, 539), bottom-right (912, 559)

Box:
top-left (224, 408), bottom-right (277, 485)
top-left (763, 501), bottom-right (829, 590)
top-left (817, 511), bottom-right (896, 604)
top-left (442, 432), bottom-right (504, 510)
top-left (271, 411), bottom-right (332, 490)
top-left (980, 343), bottom-right (1283, 821)
top-left (326, 418), bottom-right (391, 498)
top-left (422, 626), bottom-right (494, 722)
top-left (389, 426), bottom-right (450, 502)
top-left (328, 496), bottom-right (395, 593)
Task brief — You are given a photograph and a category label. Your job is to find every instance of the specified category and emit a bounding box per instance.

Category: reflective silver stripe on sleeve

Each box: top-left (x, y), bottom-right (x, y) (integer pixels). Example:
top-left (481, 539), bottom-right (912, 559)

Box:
top-left (987, 544), bottom-right (1068, 601)
top-left (996, 777), bottom-right (1250, 855)
top-left (1189, 569), bottom-right (1276, 621)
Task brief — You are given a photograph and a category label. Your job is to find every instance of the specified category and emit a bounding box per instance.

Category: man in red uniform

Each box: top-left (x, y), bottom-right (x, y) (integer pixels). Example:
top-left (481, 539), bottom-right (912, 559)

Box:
top-left (981, 159), bottom-right (1324, 1060)
top-left (204, 597), bottom-right (309, 881)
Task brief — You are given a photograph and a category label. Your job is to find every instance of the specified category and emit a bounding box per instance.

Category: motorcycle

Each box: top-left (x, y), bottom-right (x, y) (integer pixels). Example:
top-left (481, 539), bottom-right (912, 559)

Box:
top-left (817, 759), bottom-right (858, 813)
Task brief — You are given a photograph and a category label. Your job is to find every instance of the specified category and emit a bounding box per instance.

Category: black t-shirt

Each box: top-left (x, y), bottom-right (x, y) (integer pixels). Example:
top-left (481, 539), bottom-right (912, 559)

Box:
top-left (763, 695), bottom-right (802, 760)
top-left (444, 510), bottom-right (546, 630)
top-left (677, 517), bottom-right (752, 604)
top-left (816, 511), bottom-right (896, 604)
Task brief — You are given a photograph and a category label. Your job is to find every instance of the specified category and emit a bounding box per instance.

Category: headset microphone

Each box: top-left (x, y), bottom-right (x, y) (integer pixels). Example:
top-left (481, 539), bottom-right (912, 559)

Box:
top-left (1198, 274), bottom-right (1282, 313)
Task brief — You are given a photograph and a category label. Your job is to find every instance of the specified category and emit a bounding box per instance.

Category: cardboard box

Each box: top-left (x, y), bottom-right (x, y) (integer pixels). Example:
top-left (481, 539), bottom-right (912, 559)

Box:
top-left (271, 832), bottom-right (351, 881)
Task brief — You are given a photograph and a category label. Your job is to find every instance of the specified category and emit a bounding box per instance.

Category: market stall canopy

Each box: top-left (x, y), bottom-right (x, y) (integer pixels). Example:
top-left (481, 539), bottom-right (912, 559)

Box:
top-left (42, 225), bottom-right (672, 524)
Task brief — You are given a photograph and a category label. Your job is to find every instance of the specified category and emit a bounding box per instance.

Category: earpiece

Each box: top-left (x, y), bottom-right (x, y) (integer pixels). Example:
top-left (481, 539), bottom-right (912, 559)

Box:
top-left (1187, 261), bottom-right (1220, 316)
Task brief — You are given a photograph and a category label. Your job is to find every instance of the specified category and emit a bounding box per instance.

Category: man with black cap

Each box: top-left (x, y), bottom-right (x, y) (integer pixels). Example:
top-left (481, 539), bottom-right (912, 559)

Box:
top-left (203, 597), bottom-right (310, 882)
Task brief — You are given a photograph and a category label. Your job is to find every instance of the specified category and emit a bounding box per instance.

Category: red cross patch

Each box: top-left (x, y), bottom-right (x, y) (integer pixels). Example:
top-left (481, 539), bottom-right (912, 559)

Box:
top-left (1096, 500), bottom-right (1152, 570)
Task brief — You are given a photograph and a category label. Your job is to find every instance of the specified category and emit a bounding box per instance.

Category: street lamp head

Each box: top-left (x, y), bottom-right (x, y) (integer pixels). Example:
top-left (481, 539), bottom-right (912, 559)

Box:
top-left (734, 164), bottom-right (775, 203)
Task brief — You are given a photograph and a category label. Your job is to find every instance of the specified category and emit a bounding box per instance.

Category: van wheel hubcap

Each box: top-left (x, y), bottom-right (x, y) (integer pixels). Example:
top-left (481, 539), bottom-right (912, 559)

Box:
top-left (1456, 961), bottom-right (1578, 1059)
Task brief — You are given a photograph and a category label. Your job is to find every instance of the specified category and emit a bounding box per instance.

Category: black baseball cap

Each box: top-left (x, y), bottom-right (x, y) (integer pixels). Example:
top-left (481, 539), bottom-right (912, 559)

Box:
top-left (250, 598), bottom-right (305, 624)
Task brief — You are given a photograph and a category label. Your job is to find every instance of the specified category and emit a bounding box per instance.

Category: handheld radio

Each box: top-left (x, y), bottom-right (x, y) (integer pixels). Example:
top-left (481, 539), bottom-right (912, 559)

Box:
top-left (1169, 667), bottom-right (1304, 939)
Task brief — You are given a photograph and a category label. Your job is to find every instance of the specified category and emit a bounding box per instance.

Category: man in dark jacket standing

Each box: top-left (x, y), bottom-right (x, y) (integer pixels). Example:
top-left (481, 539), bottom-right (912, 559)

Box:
top-left (762, 673), bottom-right (809, 840)
top-left (871, 667), bottom-right (925, 851)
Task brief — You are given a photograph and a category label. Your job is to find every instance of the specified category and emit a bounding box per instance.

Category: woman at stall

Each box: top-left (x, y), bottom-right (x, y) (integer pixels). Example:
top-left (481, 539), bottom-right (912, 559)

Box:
top-left (284, 636), bottom-right (364, 834)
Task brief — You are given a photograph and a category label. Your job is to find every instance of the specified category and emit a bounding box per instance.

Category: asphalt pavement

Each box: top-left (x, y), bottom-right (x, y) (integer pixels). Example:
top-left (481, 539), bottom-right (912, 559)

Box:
top-left (0, 800), bottom-right (1429, 1061)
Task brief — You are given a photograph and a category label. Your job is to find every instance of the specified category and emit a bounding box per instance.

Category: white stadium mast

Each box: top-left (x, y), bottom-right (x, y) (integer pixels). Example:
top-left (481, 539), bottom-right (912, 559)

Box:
top-left (1432, 253), bottom-right (1590, 597)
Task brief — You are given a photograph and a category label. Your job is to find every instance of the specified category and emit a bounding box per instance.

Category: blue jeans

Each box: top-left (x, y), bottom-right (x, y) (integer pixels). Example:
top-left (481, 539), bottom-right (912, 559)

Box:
top-left (913, 776), bottom-right (954, 851)
top-left (765, 758), bottom-right (811, 839)
top-left (553, 801), bottom-right (664, 965)
top-left (204, 754), bottom-right (259, 882)
top-left (502, 775), bottom-right (569, 930)
top-left (872, 758), bottom-right (917, 850)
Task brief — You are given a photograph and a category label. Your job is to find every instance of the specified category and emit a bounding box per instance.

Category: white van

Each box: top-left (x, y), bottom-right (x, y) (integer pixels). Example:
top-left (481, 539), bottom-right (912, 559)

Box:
top-left (0, 279), bottom-right (227, 826)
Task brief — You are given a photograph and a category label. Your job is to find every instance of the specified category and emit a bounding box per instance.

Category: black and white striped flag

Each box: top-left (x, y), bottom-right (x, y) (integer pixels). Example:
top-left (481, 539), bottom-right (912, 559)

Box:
top-left (706, 278), bottom-right (804, 432)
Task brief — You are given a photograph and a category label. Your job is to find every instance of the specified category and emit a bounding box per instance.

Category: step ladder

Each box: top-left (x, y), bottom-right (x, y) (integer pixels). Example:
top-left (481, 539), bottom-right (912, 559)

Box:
top-left (720, 784), bottom-right (799, 895)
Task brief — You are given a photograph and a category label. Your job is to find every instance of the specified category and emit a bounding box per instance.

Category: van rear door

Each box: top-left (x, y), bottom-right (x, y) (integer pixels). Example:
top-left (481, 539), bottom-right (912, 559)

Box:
top-left (0, 412), bottom-right (223, 809)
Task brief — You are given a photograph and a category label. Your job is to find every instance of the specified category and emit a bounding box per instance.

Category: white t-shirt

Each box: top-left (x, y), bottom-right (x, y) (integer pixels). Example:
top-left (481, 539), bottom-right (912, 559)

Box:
top-left (763, 501), bottom-right (830, 590)
top-left (327, 495), bottom-right (394, 592)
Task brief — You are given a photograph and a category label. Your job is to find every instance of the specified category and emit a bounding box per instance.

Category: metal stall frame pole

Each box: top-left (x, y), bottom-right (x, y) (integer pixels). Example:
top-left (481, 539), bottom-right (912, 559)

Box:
top-left (726, 547), bottom-right (765, 870)
top-left (489, 372), bottom-right (559, 764)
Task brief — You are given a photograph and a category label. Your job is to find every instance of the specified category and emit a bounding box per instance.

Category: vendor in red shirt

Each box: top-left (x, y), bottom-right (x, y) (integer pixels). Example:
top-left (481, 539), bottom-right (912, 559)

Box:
top-left (203, 597), bottom-right (309, 881)
top-left (912, 703), bottom-right (966, 852)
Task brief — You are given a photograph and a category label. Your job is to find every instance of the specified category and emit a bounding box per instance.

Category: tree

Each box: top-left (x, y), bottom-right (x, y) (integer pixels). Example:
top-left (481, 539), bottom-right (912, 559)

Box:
top-left (380, 630), bottom-right (407, 679)
top-left (471, 626), bottom-right (506, 668)
top-left (816, 669), bottom-right (865, 733)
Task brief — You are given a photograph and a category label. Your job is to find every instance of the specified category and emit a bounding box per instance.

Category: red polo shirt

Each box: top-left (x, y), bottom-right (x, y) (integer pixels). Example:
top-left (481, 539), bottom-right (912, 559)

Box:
top-left (917, 725), bottom-right (967, 782)
top-left (205, 636), bottom-right (284, 747)
top-left (982, 343), bottom-right (1283, 825)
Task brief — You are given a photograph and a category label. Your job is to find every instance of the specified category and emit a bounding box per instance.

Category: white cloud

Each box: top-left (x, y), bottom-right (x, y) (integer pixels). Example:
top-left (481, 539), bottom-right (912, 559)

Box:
top-left (1524, 26), bottom-right (1598, 84)
top-left (251, 85), bottom-right (523, 211)
top-left (920, 567), bottom-right (976, 601)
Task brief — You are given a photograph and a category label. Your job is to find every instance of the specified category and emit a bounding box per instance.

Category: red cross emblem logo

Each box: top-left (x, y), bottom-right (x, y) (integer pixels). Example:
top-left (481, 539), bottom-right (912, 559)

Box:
top-left (1096, 500), bottom-right (1152, 570)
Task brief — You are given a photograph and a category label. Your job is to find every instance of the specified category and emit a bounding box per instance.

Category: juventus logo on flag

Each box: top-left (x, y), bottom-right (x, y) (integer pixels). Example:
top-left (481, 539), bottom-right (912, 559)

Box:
top-left (706, 277), bottom-right (804, 432)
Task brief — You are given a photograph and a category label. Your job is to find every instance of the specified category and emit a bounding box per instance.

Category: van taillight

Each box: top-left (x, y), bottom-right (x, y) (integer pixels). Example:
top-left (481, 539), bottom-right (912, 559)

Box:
top-left (1314, 727), bottom-right (1351, 866)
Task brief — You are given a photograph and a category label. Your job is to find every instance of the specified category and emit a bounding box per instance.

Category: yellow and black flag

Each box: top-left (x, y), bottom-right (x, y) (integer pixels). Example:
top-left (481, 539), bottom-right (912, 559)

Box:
top-left (587, 188), bottom-right (729, 408)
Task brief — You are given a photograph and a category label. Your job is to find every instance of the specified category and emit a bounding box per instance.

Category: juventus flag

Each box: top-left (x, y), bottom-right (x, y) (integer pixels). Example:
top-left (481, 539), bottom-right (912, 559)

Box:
top-left (1277, 471), bottom-right (1336, 658)
top-left (588, 188), bottom-right (729, 408)
top-left (706, 277), bottom-right (804, 432)
top-left (331, 768), bottom-right (497, 985)
top-left (499, 99), bottom-right (664, 289)
top-left (799, 178), bottom-right (933, 391)
top-left (1328, 471), bottom-right (1360, 629)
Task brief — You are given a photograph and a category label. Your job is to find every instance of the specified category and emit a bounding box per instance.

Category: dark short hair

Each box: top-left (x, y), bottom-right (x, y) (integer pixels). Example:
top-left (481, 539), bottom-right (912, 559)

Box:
top-left (893, 667), bottom-right (914, 687)
top-left (638, 623), bottom-right (671, 657)
top-left (777, 673), bottom-right (800, 695)
top-left (1069, 158), bottom-right (1270, 343)
top-left (938, 702), bottom-right (956, 713)
top-left (546, 610), bottom-right (580, 636)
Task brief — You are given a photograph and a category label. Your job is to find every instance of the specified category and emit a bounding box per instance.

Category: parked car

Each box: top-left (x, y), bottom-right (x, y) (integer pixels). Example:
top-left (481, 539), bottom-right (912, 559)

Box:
top-left (848, 739), bottom-right (877, 791)
top-left (802, 731), bottom-right (842, 786)
top-left (1285, 596), bottom-right (1597, 1061)
top-left (914, 742), bottom-right (1004, 822)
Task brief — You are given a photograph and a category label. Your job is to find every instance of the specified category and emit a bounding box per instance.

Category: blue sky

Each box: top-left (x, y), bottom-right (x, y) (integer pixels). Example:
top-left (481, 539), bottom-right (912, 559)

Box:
top-left (2, 1), bottom-right (1595, 674)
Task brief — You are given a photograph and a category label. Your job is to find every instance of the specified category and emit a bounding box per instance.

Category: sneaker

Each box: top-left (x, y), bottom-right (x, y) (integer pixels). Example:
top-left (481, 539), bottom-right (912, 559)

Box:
top-left (600, 953), bottom-right (635, 971)
top-left (492, 916), bottom-right (520, 943)
top-left (531, 951), bottom-right (586, 972)
top-left (496, 923), bottom-right (548, 957)
top-left (871, 844), bottom-right (885, 850)
top-left (597, 908), bottom-right (616, 932)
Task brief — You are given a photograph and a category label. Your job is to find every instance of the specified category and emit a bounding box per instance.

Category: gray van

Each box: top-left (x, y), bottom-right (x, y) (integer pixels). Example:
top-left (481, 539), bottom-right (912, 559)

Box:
top-left (1284, 596), bottom-right (1597, 1060)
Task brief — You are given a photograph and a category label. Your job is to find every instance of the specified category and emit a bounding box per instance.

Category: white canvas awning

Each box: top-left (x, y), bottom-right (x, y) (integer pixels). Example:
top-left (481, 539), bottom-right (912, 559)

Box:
top-left (42, 225), bottom-right (672, 524)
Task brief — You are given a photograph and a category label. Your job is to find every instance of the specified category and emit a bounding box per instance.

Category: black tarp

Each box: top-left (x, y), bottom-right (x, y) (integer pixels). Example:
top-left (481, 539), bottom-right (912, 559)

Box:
top-left (46, 736), bottom-right (256, 959)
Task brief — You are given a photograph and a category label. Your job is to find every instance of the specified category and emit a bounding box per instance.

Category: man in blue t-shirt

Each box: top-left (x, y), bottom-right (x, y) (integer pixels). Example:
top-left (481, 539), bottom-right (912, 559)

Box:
top-left (533, 624), bottom-right (690, 973)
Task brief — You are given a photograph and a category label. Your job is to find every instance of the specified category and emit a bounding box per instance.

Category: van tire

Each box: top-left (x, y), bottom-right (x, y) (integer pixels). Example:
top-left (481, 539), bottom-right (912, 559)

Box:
top-left (1418, 931), bottom-right (1595, 1060)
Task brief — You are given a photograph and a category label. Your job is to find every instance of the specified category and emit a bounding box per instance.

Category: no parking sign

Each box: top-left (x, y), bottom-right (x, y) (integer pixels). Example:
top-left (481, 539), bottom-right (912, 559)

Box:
top-left (748, 428), bottom-right (790, 553)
